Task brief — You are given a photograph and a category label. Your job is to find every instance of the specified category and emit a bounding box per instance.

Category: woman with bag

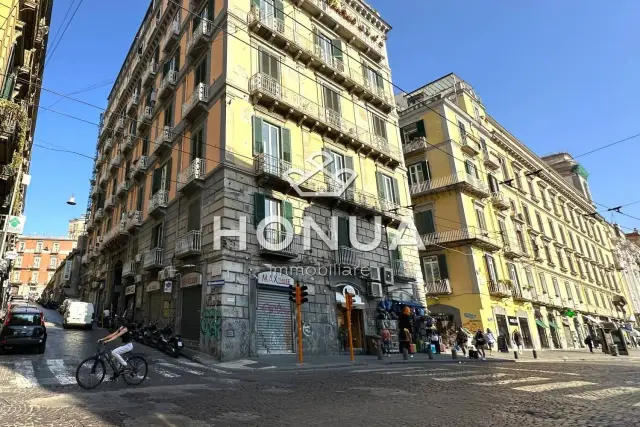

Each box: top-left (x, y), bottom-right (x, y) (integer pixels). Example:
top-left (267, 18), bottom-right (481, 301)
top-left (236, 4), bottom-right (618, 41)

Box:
top-left (485, 328), bottom-right (496, 355)
top-left (474, 329), bottom-right (487, 360)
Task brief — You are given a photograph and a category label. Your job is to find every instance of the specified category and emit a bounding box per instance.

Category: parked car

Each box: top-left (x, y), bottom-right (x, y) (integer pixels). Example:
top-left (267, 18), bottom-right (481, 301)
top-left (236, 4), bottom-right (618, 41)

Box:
top-left (0, 307), bottom-right (47, 354)
top-left (62, 301), bottom-right (94, 329)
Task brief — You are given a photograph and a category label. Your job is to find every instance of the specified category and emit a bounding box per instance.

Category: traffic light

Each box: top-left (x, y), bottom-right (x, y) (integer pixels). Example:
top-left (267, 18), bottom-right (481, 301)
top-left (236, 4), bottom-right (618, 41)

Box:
top-left (300, 285), bottom-right (309, 304)
top-left (289, 284), bottom-right (299, 304)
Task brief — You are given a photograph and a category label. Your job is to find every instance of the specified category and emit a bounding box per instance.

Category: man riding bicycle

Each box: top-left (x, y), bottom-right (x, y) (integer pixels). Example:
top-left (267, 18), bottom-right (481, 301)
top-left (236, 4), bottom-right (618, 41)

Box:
top-left (99, 323), bottom-right (132, 380)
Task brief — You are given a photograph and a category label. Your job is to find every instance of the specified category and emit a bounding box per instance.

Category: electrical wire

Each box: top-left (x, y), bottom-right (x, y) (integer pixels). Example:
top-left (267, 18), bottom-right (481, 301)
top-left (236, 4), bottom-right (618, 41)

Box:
top-left (45, 0), bottom-right (77, 53)
top-left (43, 0), bottom-right (85, 68)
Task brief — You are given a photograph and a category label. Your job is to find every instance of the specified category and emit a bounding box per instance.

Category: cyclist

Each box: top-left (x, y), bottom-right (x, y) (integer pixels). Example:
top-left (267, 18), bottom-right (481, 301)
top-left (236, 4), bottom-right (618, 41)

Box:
top-left (99, 323), bottom-right (133, 380)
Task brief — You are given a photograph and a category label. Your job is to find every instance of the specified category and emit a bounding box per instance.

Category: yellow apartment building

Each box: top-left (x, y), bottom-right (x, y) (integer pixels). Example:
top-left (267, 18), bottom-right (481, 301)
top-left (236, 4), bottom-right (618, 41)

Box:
top-left (82, 0), bottom-right (425, 361)
top-left (397, 73), bottom-right (631, 351)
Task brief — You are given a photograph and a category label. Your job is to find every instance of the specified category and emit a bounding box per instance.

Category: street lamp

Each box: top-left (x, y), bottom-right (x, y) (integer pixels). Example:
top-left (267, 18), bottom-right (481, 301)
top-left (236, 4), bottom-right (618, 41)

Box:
top-left (66, 195), bottom-right (76, 206)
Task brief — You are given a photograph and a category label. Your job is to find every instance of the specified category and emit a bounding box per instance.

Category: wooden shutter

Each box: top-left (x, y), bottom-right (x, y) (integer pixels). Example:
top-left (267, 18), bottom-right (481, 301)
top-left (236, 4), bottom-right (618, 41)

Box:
top-left (488, 173), bottom-right (496, 193)
top-left (253, 116), bottom-right (264, 154)
top-left (421, 161), bottom-right (430, 181)
top-left (423, 210), bottom-right (435, 233)
top-left (392, 177), bottom-right (400, 204)
top-left (485, 254), bottom-right (498, 282)
top-left (207, 0), bottom-right (214, 19)
top-left (414, 212), bottom-right (426, 234)
top-left (344, 156), bottom-right (354, 190)
top-left (338, 217), bottom-right (350, 247)
top-left (416, 120), bottom-right (426, 137)
top-left (437, 254), bottom-right (449, 279)
top-left (332, 39), bottom-right (343, 61)
top-left (283, 200), bottom-right (293, 229)
top-left (151, 168), bottom-right (162, 195)
top-left (165, 158), bottom-right (172, 192)
top-left (275, 0), bottom-right (284, 20)
top-left (253, 193), bottom-right (266, 226)
top-left (175, 47), bottom-right (181, 71)
top-left (375, 172), bottom-right (384, 199)
top-left (281, 128), bottom-right (291, 162)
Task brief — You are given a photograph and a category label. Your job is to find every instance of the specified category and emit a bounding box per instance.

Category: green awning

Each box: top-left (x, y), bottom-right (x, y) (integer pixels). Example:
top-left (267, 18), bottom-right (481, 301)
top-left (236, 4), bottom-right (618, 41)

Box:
top-left (548, 321), bottom-right (558, 330)
top-left (535, 319), bottom-right (547, 329)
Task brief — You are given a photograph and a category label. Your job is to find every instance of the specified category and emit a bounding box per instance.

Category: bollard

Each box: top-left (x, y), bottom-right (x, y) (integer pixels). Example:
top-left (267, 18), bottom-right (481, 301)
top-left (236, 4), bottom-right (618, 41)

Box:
top-left (513, 351), bottom-right (519, 360)
top-left (451, 349), bottom-right (458, 359)
top-left (532, 349), bottom-right (538, 359)
top-left (402, 348), bottom-right (409, 360)
top-left (376, 342), bottom-right (383, 360)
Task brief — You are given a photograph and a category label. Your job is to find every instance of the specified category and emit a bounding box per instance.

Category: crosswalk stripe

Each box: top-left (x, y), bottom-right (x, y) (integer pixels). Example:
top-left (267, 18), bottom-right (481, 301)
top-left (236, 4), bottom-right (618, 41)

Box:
top-left (12, 361), bottom-right (38, 388)
top-left (473, 377), bottom-right (549, 386)
top-left (173, 359), bottom-right (229, 375)
top-left (151, 365), bottom-right (181, 378)
top-left (567, 387), bottom-right (640, 401)
top-left (403, 371), bottom-right (471, 377)
top-left (494, 367), bottom-right (581, 376)
top-left (513, 381), bottom-right (594, 392)
top-left (434, 373), bottom-right (507, 382)
top-left (379, 369), bottom-right (450, 375)
top-left (157, 362), bottom-right (205, 376)
top-left (45, 359), bottom-right (76, 385)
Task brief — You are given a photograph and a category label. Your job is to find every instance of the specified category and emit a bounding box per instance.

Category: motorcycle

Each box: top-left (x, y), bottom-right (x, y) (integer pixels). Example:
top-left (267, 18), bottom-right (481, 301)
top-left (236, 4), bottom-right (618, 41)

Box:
top-left (142, 322), bottom-right (158, 347)
top-left (157, 325), bottom-right (183, 358)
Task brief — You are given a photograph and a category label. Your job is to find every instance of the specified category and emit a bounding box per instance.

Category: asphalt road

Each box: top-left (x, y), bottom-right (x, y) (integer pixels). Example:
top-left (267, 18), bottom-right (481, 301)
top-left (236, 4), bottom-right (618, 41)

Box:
top-left (1, 309), bottom-right (640, 426)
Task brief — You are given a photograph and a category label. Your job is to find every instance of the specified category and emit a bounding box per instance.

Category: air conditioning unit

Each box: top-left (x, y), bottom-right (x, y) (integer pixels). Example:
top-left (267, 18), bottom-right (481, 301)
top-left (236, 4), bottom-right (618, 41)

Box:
top-left (134, 275), bottom-right (142, 283)
top-left (382, 267), bottom-right (394, 286)
top-left (135, 254), bottom-right (142, 263)
top-left (158, 270), bottom-right (166, 281)
top-left (369, 267), bottom-right (381, 282)
top-left (368, 282), bottom-right (383, 298)
top-left (163, 266), bottom-right (176, 279)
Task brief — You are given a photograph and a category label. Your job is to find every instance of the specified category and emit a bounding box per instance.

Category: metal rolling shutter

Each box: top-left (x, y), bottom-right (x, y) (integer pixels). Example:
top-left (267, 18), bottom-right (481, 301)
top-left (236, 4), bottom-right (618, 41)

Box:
top-left (256, 289), bottom-right (293, 354)
top-left (181, 286), bottom-right (202, 341)
top-left (148, 292), bottom-right (163, 322)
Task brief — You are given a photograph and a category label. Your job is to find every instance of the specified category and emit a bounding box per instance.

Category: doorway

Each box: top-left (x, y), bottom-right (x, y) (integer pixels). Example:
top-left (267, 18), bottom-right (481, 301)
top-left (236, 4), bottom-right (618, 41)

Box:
top-left (537, 324), bottom-right (550, 348)
top-left (339, 309), bottom-right (364, 352)
top-left (563, 324), bottom-right (574, 348)
top-left (496, 314), bottom-right (510, 347)
top-left (181, 286), bottom-right (202, 341)
top-left (549, 316), bottom-right (561, 348)
top-left (518, 317), bottom-right (534, 349)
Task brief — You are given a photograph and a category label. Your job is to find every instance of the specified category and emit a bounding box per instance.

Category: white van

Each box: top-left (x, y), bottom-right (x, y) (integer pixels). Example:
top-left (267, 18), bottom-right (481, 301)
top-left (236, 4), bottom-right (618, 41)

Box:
top-left (63, 302), bottom-right (94, 329)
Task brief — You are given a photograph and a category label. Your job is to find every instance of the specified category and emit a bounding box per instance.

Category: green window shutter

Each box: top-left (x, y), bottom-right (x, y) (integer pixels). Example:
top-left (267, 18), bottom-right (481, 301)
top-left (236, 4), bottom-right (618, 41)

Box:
top-left (416, 120), bottom-right (426, 137)
top-left (1, 74), bottom-right (15, 100)
top-left (487, 173), bottom-right (496, 193)
top-left (251, 0), bottom-right (260, 7)
top-left (253, 116), bottom-right (264, 155)
top-left (400, 127), bottom-right (405, 144)
top-left (414, 212), bottom-right (426, 235)
top-left (281, 127), bottom-right (291, 162)
top-left (421, 161), bottom-right (430, 181)
top-left (165, 158), bottom-right (172, 193)
top-left (375, 72), bottom-right (384, 90)
top-left (332, 39), bottom-right (343, 61)
top-left (275, 0), bottom-right (284, 20)
top-left (207, 0), bottom-right (214, 19)
top-left (392, 177), bottom-right (400, 204)
top-left (338, 217), bottom-right (350, 247)
top-left (253, 193), bottom-right (266, 226)
top-left (344, 156), bottom-right (354, 189)
top-left (437, 254), bottom-right (449, 279)
top-left (152, 168), bottom-right (162, 195)
top-left (375, 172), bottom-right (384, 199)
top-left (283, 200), bottom-right (293, 228)
top-left (423, 210), bottom-right (435, 233)
top-left (175, 47), bottom-right (181, 71)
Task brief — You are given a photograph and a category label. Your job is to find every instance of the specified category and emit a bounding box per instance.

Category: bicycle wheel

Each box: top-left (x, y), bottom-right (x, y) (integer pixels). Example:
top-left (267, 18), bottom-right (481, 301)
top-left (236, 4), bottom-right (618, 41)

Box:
top-left (122, 355), bottom-right (148, 385)
top-left (76, 357), bottom-right (106, 390)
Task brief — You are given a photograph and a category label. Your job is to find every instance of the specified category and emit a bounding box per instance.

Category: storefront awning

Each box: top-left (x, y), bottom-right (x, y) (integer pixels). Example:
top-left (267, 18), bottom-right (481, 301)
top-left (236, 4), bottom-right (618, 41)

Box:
top-left (393, 300), bottom-right (425, 309)
top-left (548, 321), bottom-right (558, 330)
top-left (535, 319), bottom-right (547, 328)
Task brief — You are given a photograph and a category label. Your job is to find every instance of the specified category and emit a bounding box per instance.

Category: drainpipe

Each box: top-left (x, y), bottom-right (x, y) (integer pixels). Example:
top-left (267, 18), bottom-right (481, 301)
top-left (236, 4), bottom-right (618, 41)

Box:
top-left (0, 167), bottom-right (23, 258)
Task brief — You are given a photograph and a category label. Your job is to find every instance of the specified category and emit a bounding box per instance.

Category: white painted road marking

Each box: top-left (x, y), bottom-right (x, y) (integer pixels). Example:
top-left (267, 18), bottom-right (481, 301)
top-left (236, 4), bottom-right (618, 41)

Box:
top-left (473, 377), bottom-right (549, 386)
top-left (513, 381), bottom-right (595, 392)
top-left (45, 359), bottom-right (76, 385)
top-left (494, 367), bottom-right (581, 376)
top-left (567, 387), bottom-right (640, 401)
top-left (434, 373), bottom-right (507, 382)
top-left (157, 362), bottom-right (205, 376)
top-left (402, 371), bottom-right (472, 377)
top-left (12, 361), bottom-right (39, 388)
top-left (151, 365), bottom-right (181, 378)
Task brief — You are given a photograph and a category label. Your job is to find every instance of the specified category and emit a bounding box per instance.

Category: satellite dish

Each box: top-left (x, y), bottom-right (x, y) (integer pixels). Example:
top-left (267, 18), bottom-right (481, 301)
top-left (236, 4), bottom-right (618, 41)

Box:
top-left (67, 195), bottom-right (76, 206)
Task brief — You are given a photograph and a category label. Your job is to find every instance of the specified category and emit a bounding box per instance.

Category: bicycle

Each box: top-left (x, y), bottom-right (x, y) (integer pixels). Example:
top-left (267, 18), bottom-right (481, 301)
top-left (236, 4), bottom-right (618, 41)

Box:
top-left (75, 341), bottom-right (148, 389)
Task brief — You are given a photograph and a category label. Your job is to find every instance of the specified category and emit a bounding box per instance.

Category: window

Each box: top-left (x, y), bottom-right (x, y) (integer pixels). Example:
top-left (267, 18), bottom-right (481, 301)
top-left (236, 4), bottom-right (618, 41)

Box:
top-left (548, 219), bottom-right (556, 239)
top-left (473, 105), bottom-right (480, 121)
top-left (552, 277), bottom-right (561, 297)
top-left (259, 48), bottom-right (279, 80)
top-left (12, 271), bottom-right (19, 281)
top-left (52, 242), bottom-right (59, 253)
top-left (423, 256), bottom-right (441, 283)
top-left (558, 225), bottom-right (566, 244)
top-left (322, 85), bottom-right (341, 121)
top-left (15, 256), bottom-right (22, 267)
top-left (371, 114), bottom-right (387, 140)
top-left (194, 58), bottom-right (207, 86)
top-left (567, 251), bottom-right (575, 273)
top-left (507, 263), bottom-right (520, 290)
top-left (33, 257), bottom-right (41, 268)
top-left (142, 132), bottom-right (149, 156)
top-left (408, 162), bottom-right (429, 186)
top-left (464, 160), bottom-right (479, 179)
top-left (164, 102), bottom-right (173, 128)
top-left (535, 212), bottom-right (545, 234)
top-left (137, 185), bottom-right (145, 211)
top-left (31, 271), bottom-right (39, 282)
top-left (499, 157), bottom-right (510, 180)
top-left (568, 231), bottom-right (576, 249)
top-left (475, 206), bottom-right (487, 231)
top-left (50, 257), bottom-right (57, 268)
top-left (556, 248), bottom-right (565, 269)
top-left (112, 177), bottom-right (117, 196)
top-left (377, 172), bottom-right (399, 204)
top-left (522, 205), bottom-right (532, 226)
top-left (329, 150), bottom-right (345, 183)
top-left (414, 210), bottom-right (435, 235)
top-left (191, 126), bottom-right (205, 161)
top-left (544, 246), bottom-right (553, 264)
top-left (532, 239), bottom-right (541, 259)
top-left (538, 272), bottom-right (549, 294)
top-left (512, 166), bottom-right (522, 190)
top-left (498, 219), bottom-right (509, 245)
top-left (47, 272), bottom-right (54, 281)
top-left (457, 120), bottom-right (467, 142)
top-left (525, 268), bottom-right (536, 293)
top-left (516, 230), bottom-right (526, 253)
top-left (485, 255), bottom-right (498, 284)
top-left (151, 223), bottom-right (164, 248)
top-left (540, 185), bottom-right (549, 207)
top-left (35, 241), bottom-right (43, 252)
top-left (163, 46), bottom-right (180, 77)
top-left (19, 241), bottom-right (25, 251)
top-left (594, 291), bottom-right (600, 307)
top-left (363, 64), bottom-right (384, 94)
top-left (527, 179), bottom-right (536, 198)
top-left (585, 288), bottom-right (592, 304)
top-left (565, 282), bottom-right (573, 300)
top-left (401, 120), bottom-right (425, 143)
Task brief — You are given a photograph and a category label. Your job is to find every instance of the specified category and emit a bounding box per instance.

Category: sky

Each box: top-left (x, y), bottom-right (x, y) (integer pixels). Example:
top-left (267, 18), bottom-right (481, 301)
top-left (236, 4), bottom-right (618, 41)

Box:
top-left (24, 0), bottom-right (640, 235)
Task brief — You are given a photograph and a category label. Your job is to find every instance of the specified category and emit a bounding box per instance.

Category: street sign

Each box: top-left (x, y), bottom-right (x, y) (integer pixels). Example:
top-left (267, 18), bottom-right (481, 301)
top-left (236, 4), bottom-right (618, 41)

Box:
top-left (5, 216), bottom-right (26, 234)
top-left (4, 251), bottom-right (17, 260)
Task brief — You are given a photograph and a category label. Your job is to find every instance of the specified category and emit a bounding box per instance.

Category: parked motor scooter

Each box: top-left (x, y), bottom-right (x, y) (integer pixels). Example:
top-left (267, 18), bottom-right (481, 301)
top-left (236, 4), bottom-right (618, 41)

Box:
top-left (157, 325), bottom-right (183, 357)
top-left (142, 322), bottom-right (158, 347)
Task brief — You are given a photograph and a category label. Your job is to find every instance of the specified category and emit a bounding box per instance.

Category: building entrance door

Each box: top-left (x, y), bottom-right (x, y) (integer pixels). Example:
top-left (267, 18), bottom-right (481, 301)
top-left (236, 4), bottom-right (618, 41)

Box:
top-left (518, 317), bottom-right (534, 349)
top-left (537, 324), bottom-right (550, 348)
top-left (496, 314), bottom-right (510, 347)
top-left (563, 324), bottom-right (574, 348)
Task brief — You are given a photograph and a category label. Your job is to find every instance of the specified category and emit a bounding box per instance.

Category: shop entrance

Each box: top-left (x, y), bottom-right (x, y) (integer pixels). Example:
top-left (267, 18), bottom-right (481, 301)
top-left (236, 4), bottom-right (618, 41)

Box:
top-left (518, 317), bottom-right (534, 349)
top-left (181, 286), bottom-right (202, 341)
top-left (537, 323), bottom-right (550, 348)
top-left (256, 289), bottom-right (293, 354)
top-left (148, 292), bottom-right (163, 322)
top-left (496, 314), bottom-right (511, 350)
top-left (574, 318), bottom-right (584, 348)
top-left (563, 323), bottom-right (574, 348)
top-left (548, 316), bottom-right (561, 348)
top-left (339, 308), bottom-right (364, 352)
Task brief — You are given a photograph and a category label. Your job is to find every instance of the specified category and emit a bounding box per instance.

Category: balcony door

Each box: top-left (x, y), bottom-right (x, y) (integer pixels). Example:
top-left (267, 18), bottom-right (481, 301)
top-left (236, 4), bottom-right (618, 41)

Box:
top-left (191, 127), bottom-right (204, 162)
top-left (264, 197), bottom-right (282, 243)
top-left (151, 223), bottom-right (164, 249)
top-left (322, 85), bottom-right (341, 127)
top-left (316, 32), bottom-right (333, 64)
top-left (263, 120), bottom-right (280, 173)
top-left (408, 162), bottom-right (429, 186)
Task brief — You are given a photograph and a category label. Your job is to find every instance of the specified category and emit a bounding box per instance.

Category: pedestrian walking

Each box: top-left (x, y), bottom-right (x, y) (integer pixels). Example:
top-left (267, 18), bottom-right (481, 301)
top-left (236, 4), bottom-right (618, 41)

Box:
top-left (456, 328), bottom-right (468, 356)
top-left (380, 328), bottom-right (391, 357)
top-left (513, 329), bottom-right (523, 354)
top-left (399, 306), bottom-right (414, 358)
top-left (474, 329), bottom-right (487, 360)
top-left (485, 328), bottom-right (496, 355)
top-left (584, 335), bottom-right (594, 353)
top-left (430, 330), bottom-right (441, 354)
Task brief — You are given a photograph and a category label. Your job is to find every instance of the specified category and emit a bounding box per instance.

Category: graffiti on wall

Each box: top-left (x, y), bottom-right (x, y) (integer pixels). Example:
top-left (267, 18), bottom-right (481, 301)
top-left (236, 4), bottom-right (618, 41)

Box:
top-left (257, 302), bottom-right (291, 353)
top-left (201, 306), bottom-right (222, 339)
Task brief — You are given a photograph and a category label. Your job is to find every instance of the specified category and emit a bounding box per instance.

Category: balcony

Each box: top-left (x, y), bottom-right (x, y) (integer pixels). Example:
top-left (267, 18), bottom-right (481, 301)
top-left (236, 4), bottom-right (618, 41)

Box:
top-left (247, 10), bottom-right (393, 112)
top-left (137, 106), bottom-right (153, 133)
top-left (0, 164), bottom-right (14, 180)
top-left (122, 260), bottom-right (137, 278)
top-left (86, 218), bottom-right (94, 232)
top-left (489, 280), bottom-right (512, 297)
top-left (98, 171), bottom-right (108, 188)
top-left (104, 195), bottom-right (115, 211)
top-left (424, 279), bottom-right (452, 296)
top-left (250, 72), bottom-right (401, 165)
top-left (122, 134), bottom-right (135, 154)
top-left (126, 211), bottom-right (143, 232)
top-left (175, 230), bottom-right (203, 259)
top-left (127, 92), bottom-right (140, 114)
top-left (148, 190), bottom-right (168, 217)
top-left (104, 138), bottom-right (113, 154)
top-left (81, 254), bottom-right (89, 265)
top-left (158, 70), bottom-right (178, 100)
top-left (162, 18), bottom-right (180, 52)
top-left (298, 0), bottom-right (385, 63)
top-left (333, 246), bottom-right (363, 268)
top-left (254, 153), bottom-right (292, 190)
top-left (422, 228), bottom-right (501, 252)
top-left (116, 180), bottom-right (130, 198)
top-left (94, 208), bottom-right (104, 223)
top-left (512, 286), bottom-right (532, 302)
top-left (258, 228), bottom-right (301, 259)
top-left (177, 158), bottom-right (205, 194)
top-left (182, 83), bottom-right (209, 122)
top-left (142, 248), bottom-right (164, 270)
top-left (403, 137), bottom-right (428, 155)
top-left (102, 220), bottom-right (128, 249)
top-left (132, 156), bottom-right (148, 179)
top-left (483, 150), bottom-right (500, 170)
top-left (142, 61), bottom-right (157, 87)
top-left (460, 135), bottom-right (481, 156)
top-left (152, 126), bottom-right (173, 157)
top-left (409, 171), bottom-right (490, 199)
top-left (114, 116), bottom-right (124, 134)
top-left (109, 154), bottom-right (121, 173)
top-left (393, 260), bottom-right (417, 282)
top-left (490, 192), bottom-right (510, 211)
top-left (187, 19), bottom-right (212, 58)
top-left (503, 243), bottom-right (525, 259)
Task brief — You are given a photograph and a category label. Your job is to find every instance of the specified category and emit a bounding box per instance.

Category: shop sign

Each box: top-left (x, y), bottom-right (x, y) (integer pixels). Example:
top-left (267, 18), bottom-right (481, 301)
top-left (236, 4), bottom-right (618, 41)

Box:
top-left (146, 281), bottom-right (161, 292)
top-left (508, 316), bottom-right (519, 326)
top-left (4, 251), bottom-right (17, 260)
top-left (257, 271), bottom-right (294, 288)
top-left (125, 285), bottom-right (136, 296)
top-left (164, 280), bottom-right (172, 293)
top-left (5, 215), bottom-right (26, 234)
top-left (180, 272), bottom-right (202, 289)
top-left (464, 312), bottom-right (477, 320)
